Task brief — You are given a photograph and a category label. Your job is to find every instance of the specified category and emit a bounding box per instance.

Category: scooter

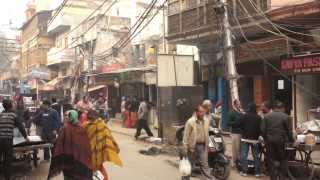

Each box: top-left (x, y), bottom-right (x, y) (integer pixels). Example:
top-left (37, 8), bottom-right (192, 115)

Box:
top-left (176, 126), bottom-right (230, 180)
top-left (208, 127), bottom-right (230, 180)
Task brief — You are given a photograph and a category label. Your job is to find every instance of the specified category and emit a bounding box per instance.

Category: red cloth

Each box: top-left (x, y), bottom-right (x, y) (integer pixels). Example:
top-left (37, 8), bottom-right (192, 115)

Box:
top-left (130, 112), bottom-right (138, 127)
top-left (49, 122), bottom-right (93, 180)
top-left (124, 111), bottom-right (132, 128)
top-left (80, 112), bottom-right (88, 125)
top-left (124, 111), bottom-right (138, 128)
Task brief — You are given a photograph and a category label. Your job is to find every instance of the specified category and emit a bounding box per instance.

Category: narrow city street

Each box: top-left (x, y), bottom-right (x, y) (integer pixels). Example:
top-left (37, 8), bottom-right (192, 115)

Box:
top-left (9, 120), bottom-right (320, 180)
top-left (1, 0), bottom-right (320, 180)
top-left (10, 129), bottom-right (269, 180)
top-left (7, 120), bottom-right (320, 180)
top-left (107, 132), bottom-right (269, 180)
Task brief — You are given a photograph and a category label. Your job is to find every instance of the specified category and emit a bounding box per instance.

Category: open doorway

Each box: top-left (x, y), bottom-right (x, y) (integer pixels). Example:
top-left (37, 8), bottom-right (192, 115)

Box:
top-left (272, 76), bottom-right (292, 115)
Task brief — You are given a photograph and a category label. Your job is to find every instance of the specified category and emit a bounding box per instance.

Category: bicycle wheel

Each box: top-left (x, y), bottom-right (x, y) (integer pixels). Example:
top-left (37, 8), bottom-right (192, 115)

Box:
top-left (287, 156), bottom-right (315, 180)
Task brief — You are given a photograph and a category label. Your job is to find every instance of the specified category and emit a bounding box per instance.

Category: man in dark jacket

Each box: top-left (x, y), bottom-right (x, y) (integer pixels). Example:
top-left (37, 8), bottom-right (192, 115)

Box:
top-left (0, 99), bottom-right (28, 180)
top-left (262, 101), bottom-right (293, 180)
top-left (238, 103), bottom-right (262, 177)
top-left (38, 100), bottom-right (61, 160)
top-left (228, 99), bottom-right (243, 167)
top-left (16, 96), bottom-right (31, 135)
top-left (51, 98), bottom-right (60, 114)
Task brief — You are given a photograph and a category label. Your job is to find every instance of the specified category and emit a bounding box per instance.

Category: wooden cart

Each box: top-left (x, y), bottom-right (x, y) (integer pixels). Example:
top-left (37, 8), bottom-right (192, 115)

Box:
top-left (13, 141), bottom-right (51, 168)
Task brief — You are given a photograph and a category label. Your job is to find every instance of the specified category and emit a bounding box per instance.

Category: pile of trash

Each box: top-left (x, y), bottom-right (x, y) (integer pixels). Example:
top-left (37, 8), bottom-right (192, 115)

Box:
top-left (139, 147), bottom-right (163, 156)
top-left (145, 137), bottom-right (163, 144)
top-left (139, 146), bottom-right (179, 156)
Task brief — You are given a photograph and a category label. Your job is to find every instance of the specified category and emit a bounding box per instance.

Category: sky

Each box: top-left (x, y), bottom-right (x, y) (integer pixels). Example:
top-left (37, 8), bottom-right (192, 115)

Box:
top-left (0, 0), bottom-right (63, 37)
top-left (0, 0), bottom-right (28, 29)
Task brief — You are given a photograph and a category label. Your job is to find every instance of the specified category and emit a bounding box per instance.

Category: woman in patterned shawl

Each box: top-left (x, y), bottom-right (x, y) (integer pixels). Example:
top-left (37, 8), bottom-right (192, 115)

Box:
top-left (49, 110), bottom-right (93, 180)
top-left (83, 110), bottom-right (123, 180)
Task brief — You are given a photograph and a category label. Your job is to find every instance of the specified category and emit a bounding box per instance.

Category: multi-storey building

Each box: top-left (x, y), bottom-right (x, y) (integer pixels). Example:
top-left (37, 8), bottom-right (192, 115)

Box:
top-left (0, 30), bottom-right (22, 94)
top-left (167, 0), bottom-right (320, 128)
top-left (20, 4), bottom-right (52, 78)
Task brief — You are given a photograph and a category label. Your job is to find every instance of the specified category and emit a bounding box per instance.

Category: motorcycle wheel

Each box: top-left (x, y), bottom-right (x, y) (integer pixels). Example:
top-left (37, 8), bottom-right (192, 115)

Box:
top-left (211, 163), bottom-right (230, 180)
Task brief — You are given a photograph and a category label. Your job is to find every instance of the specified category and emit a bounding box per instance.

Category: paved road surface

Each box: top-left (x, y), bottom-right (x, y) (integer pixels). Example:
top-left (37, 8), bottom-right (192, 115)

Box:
top-left (8, 132), bottom-right (270, 180)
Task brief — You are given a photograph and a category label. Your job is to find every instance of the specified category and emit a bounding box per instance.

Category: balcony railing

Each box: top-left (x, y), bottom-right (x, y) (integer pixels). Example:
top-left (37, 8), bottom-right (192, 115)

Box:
top-left (167, 0), bottom-right (269, 39)
top-left (47, 48), bottom-right (75, 66)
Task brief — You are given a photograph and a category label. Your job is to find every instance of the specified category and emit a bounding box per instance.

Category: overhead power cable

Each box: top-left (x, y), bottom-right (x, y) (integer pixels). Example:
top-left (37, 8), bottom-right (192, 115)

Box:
top-left (95, 0), bottom-right (158, 58)
top-left (66, 0), bottom-right (111, 37)
top-left (247, 0), bottom-right (320, 39)
top-left (235, 0), bottom-right (316, 48)
top-left (48, 0), bottom-right (118, 57)
top-left (95, 0), bottom-right (167, 64)
top-left (47, 0), bottom-right (69, 26)
top-left (231, 10), bottom-right (320, 101)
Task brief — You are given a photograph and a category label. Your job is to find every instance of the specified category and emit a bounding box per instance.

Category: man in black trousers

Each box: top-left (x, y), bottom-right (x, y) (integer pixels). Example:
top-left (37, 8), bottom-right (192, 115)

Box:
top-left (262, 101), bottom-right (294, 180)
top-left (135, 98), bottom-right (153, 139)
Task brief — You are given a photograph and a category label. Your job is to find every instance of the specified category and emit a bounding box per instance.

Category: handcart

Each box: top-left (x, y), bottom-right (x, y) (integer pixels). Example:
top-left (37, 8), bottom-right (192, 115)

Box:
top-left (13, 136), bottom-right (51, 168)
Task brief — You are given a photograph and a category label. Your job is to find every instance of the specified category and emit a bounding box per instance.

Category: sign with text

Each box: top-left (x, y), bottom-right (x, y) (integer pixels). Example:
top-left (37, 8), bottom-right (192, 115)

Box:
top-left (281, 54), bottom-right (320, 74)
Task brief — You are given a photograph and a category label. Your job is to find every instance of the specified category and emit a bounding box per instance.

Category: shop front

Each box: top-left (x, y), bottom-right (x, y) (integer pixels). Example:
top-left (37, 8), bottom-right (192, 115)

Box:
top-left (280, 54), bottom-right (320, 126)
top-left (236, 36), bottom-right (291, 111)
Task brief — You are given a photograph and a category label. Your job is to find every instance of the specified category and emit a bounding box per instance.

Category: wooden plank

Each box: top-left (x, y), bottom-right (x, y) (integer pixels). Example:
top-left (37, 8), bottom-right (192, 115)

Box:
top-left (14, 143), bottom-right (52, 153)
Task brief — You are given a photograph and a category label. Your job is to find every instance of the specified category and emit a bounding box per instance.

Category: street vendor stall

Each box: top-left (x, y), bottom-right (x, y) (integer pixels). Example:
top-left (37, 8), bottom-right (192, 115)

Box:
top-left (288, 108), bottom-right (320, 180)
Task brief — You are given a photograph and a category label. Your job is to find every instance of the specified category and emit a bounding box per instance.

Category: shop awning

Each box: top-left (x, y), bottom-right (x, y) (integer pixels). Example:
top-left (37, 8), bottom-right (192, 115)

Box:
top-left (88, 85), bottom-right (106, 92)
top-left (92, 65), bottom-right (156, 76)
top-left (40, 85), bottom-right (55, 91)
top-left (39, 78), bottom-right (61, 91)
top-left (46, 78), bottom-right (60, 86)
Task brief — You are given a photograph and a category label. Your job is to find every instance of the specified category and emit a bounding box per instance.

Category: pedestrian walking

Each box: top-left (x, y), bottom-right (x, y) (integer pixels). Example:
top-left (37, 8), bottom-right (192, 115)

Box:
top-left (182, 105), bottom-right (214, 180)
top-left (76, 95), bottom-right (93, 125)
top-left (261, 101), bottom-right (294, 180)
top-left (228, 99), bottom-right (243, 167)
top-left (259, 101), bottom-right (272, 118)
top-left (76, 96), bottom-right (93, 112)
top-left (121, 96), bottom-right (126, 125)
top-left (214, 100), bottom-right (222, 128)
top-left (130, 96), bottom-right (140, 127)
top-left (39, 100), bottom-right (61, 161)
top-left (93, 93), bottom-right (109, 123)
top-left (135, 99), bottom-right (154, 139)
top-left (0, 99), bottom-right (29, 180)
top-left (15, 95), bottom-right (31, 135)
top-left (49, 110), bottom-right (93, 180)
top-left (202, 100), bottom-right (221, 128)
top-left (83, 110), bottom-right (123, 180)
top-left (238, 103), bottom-right (262, 177)
top-left (51, 97), bottom-right (64, 124)
top-left (124, 98), bottom-right (133, 128)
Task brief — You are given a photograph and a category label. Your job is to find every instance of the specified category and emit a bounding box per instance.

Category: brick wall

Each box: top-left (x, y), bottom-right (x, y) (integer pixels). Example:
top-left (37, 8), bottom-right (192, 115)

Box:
top-left (254, 76), bottom-right (271, 106)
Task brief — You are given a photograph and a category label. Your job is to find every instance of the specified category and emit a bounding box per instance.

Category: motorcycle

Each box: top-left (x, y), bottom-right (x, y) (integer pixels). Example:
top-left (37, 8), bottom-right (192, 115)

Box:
top-left (176, 126), bottom-right (230, 180)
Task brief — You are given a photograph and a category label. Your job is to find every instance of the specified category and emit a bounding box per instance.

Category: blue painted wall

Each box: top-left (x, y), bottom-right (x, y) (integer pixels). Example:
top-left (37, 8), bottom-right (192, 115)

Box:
top-left (206, 78), bottom-right (229, 131)
top-left (218, 78), bottom-right (229, 131)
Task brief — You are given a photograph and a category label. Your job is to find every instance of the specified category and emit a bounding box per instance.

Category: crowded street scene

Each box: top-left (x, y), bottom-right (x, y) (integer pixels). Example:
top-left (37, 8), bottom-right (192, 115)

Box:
top-left (1, 0), bottom-right (320, 180)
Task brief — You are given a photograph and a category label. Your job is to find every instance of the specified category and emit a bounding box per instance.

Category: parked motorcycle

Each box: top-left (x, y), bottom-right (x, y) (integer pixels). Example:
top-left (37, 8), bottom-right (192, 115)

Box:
top-left (176, 126), bottom-right (230, 180)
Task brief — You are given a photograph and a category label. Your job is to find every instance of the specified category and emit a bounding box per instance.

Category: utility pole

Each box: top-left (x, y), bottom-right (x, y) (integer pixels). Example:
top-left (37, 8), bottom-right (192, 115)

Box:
top-left (215, 0), bottom-right (239, 102)
top-left (86, 39), bottom-right (94, 95)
